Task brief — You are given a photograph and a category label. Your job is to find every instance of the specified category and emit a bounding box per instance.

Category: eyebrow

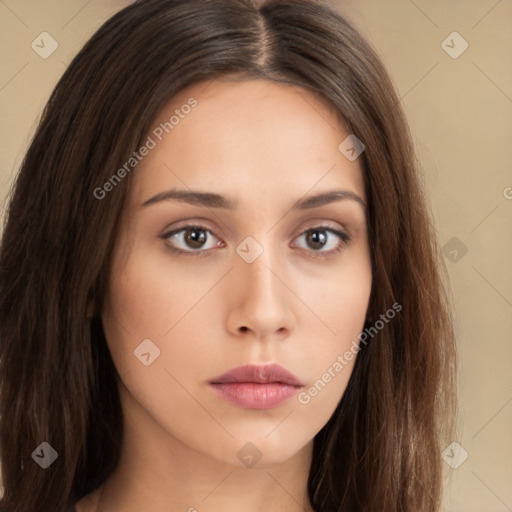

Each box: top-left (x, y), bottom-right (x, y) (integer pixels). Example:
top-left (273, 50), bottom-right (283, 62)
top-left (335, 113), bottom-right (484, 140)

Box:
top-left (142, 188), bottom-right (366, 210)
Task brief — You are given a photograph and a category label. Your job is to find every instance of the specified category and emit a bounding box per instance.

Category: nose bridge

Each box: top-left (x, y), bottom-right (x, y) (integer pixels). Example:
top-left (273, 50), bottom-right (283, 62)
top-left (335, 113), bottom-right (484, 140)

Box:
top-left (228, 232), bottom-right (294, 336)
top-left (237, 234), bottom-right (281, 302)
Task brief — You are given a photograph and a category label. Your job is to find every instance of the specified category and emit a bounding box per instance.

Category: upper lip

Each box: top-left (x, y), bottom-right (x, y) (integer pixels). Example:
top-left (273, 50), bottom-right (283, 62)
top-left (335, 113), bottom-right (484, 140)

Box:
top-left (209, 364), bottom-right (304, 386)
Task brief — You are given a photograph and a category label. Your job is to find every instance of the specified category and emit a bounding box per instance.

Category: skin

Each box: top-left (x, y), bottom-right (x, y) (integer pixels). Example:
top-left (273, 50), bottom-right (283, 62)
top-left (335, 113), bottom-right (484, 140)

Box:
top-left (77, 76), bottom-right (372, 512)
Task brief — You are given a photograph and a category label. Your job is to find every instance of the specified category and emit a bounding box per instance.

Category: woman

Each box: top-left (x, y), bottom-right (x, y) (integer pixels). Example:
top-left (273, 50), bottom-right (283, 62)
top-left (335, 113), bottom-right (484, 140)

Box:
top-left (0, 0), bottom-right (457, 511)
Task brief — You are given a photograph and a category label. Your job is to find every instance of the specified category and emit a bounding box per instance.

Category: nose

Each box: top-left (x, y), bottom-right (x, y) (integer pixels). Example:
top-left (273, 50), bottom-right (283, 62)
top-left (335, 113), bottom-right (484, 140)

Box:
top-left (225, 241), bottom-right (296, 341)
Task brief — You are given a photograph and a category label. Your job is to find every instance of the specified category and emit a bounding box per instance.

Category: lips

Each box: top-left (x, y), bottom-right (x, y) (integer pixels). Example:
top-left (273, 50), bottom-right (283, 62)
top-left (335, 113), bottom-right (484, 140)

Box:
top-left (209, 364), bottom-right (304, 410)
top-left (209, 363), bottom-right (304, 386)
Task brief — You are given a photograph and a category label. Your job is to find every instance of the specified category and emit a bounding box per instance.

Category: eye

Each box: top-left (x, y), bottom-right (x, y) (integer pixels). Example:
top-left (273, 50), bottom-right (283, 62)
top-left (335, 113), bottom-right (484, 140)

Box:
top-left (291, 226), bottom-right (351, 258)
top-left (162, 225), bottom-right (223, 256)
top-left (161, 224), bottom-right (351, 258)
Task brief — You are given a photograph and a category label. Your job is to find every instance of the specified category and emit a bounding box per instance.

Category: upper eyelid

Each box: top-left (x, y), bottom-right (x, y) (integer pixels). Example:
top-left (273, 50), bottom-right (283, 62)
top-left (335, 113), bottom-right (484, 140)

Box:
top-left (163, 223), bottom-right (219, 240)
top-left (162, 218), bottom-right (350, 237)
top-left (162, 223), bottom-right (349, 248)
top-left (163, 221), bottom-right (346, 235)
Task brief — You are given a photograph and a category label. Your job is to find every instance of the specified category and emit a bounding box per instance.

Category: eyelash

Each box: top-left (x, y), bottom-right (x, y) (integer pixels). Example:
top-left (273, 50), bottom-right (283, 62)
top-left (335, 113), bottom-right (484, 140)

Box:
top-left (161, 224), bottom-right (351, 259)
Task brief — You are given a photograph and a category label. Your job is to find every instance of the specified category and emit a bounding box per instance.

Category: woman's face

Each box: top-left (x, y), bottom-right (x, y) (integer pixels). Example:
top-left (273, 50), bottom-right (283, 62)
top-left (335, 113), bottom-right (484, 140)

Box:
top-left (102, 77), bottom-right (372, 468)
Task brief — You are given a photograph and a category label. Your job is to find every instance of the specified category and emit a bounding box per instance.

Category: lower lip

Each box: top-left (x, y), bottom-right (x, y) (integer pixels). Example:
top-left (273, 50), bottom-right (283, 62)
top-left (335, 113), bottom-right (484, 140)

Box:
top-left (209, 382), bottom-right (301, 409)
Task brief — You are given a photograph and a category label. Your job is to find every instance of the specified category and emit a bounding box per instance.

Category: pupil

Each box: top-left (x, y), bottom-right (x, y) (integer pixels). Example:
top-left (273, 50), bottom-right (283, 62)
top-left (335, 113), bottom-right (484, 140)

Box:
top-left (186, 228), bottom-right (206, 248)
top-left (308, 230), bottom-right (326, 249)
top-left (182, 229), bottom-right (328, 250)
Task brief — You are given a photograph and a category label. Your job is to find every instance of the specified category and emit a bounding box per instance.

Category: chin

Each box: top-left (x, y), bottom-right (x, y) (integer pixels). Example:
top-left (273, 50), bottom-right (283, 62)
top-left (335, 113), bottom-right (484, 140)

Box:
top-left (203, 432), bottom-right (312, 469)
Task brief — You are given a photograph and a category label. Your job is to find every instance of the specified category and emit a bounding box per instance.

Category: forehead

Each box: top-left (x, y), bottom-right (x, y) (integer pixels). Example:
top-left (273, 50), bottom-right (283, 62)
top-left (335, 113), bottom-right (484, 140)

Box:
top-left (129, 77), bottom-right (365, 206)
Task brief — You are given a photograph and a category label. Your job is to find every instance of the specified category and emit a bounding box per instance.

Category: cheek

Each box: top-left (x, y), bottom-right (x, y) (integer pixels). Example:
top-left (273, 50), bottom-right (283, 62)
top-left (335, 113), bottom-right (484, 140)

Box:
top-left (294, 290), bottom-right (368, 428)
top-left (104, 244), bottom-right (206, 336)
top-left (308, 257), bottom-right (372, 341)
top-left (296, 256), bottom-right (371, 401)
top-left (101, 246), bottom-right (222, 381)
top-left (100, 260), bottom-right (208, 433)
top-left (101, 250), bottom-right (168, 374)
top-left (103, 270), bottom-right (167, 341)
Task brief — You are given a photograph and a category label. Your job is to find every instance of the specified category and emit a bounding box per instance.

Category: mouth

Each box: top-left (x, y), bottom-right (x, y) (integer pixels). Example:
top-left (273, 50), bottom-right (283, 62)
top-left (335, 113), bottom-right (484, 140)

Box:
top-left (209, 363), bottom-right (304, 410)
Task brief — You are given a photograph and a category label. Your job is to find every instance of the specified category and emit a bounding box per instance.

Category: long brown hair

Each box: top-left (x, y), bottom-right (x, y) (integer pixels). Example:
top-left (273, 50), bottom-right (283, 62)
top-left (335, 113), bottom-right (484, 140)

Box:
top-left (0, 0), bottom-right (457, 510)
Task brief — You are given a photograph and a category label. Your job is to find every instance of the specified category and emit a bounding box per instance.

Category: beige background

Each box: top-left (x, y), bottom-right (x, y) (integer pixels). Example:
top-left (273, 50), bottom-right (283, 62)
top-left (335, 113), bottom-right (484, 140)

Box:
top-left (0, 1), bottom-right (511, 510)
